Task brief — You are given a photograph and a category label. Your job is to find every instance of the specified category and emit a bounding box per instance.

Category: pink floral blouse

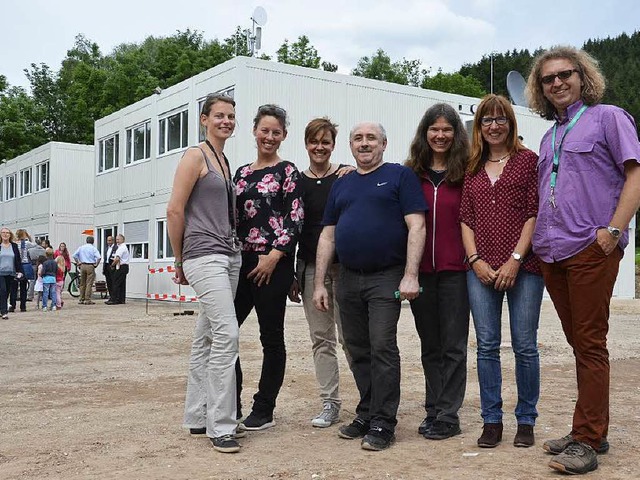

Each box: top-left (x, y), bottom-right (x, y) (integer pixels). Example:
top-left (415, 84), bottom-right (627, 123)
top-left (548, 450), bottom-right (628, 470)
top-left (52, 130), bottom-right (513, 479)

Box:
top-left (234, 160), bottom-right (304, 254)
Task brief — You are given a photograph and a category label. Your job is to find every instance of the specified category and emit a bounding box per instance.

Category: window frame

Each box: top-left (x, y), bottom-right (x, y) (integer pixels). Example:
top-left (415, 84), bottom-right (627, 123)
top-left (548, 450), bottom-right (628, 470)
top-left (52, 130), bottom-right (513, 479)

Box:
top-left (125, 120), bottom-right (152, 165)
top-left (128, 242), bottom-right (149, 262)
top-left (155, 219), bottom-right (175, 261)
top-left (98, 133), bottom-right (120, 174)
top-left (158, 106), bottom-right (189, 156)
top-left (4, 173), bottom-right (16, 201)
top-left (35, 161), bottom-right (50, 192)
top-left (96, 225), bottom-right (119, 261)
top-left (19, 167), bottom-right (32, 197)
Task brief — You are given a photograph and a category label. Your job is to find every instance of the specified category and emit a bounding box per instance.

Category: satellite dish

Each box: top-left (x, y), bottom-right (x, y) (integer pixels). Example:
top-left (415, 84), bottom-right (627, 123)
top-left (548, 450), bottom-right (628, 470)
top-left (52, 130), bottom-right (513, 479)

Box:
top-left (252, 6), bottom-right (267, 26)
top-left (507, 70), bottom-right (529, 107)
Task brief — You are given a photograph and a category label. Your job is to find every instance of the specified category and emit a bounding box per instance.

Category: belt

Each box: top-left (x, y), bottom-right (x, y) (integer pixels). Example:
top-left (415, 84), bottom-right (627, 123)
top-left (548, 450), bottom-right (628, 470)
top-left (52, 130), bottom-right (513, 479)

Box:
top-left (81, 262), bottom-right (95, 265)
top-left (343, 264), bottom-right (401, 275)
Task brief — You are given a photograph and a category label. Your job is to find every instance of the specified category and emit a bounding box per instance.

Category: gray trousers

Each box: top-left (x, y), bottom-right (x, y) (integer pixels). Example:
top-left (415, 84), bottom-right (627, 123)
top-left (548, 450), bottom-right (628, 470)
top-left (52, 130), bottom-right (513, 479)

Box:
top-left (298, 260), bottom-right (350, 407)
top-left (182, 252), bottom-right (241, 437)
top-left (336, 265), bottom-right (404, 432)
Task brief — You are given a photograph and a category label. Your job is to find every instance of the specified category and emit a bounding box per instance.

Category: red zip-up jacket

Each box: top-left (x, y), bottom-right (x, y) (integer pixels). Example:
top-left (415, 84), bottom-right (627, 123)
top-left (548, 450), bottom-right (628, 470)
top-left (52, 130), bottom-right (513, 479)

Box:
top-left (419, 176), bottom-right (466, 273)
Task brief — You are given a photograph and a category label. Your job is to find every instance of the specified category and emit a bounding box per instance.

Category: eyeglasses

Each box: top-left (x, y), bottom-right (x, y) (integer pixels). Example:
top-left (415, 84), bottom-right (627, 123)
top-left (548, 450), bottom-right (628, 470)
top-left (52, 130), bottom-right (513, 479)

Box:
top-left (541, 69), bottom-right (579, 85)
top-left (480, 116), bottom-right (508, 127)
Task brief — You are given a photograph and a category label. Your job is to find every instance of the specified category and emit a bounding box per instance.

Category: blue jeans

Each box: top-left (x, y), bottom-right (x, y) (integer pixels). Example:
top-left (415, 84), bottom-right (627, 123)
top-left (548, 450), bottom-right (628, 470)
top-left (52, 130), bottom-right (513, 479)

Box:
top-left (467, 269), bottom-right (543, 425)
top-left (42, 281), bottom-right (58, 309)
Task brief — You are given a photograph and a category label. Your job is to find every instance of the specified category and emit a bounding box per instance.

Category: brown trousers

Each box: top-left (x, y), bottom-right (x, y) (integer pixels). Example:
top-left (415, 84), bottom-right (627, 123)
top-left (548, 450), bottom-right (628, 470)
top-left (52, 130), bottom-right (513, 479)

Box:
top-left (540, 241), bottom-right (622, 450)
top-left (79, 264), bottom-right (96, 302)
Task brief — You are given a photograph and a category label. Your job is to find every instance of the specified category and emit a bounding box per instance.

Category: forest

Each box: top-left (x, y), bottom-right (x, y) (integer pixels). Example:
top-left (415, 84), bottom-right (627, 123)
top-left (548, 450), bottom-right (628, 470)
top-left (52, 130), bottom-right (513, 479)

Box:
top-left (1, 28), bottom-right (639, 161)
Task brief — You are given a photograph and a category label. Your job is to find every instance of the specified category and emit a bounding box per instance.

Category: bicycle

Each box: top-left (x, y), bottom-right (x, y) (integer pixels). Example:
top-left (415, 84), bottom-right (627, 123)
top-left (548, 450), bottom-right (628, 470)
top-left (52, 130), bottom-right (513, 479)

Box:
top-left (67, 264), bottom-right (81, 298)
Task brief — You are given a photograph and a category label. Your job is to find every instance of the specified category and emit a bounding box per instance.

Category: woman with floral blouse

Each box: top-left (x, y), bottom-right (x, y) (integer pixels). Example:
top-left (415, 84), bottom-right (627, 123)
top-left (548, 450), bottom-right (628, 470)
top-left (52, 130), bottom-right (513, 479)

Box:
top-left (460, 94), bottom-right (543, 450)
top-left (234, 104), bottom-right (304, 431)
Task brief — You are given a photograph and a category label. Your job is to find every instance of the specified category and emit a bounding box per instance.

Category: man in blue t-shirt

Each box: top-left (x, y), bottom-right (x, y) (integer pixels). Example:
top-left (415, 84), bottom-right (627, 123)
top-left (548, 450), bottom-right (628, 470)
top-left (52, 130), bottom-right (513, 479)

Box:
top-left (313, 122), bottom-right (427, 451)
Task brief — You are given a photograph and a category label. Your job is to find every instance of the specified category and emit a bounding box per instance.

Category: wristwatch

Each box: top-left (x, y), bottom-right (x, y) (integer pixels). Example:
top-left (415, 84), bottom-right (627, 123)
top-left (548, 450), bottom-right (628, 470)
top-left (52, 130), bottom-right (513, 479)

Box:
top-left (511, 252), bottom-right (524, 263)
top-left (607, 226), bottom-right (621, 238)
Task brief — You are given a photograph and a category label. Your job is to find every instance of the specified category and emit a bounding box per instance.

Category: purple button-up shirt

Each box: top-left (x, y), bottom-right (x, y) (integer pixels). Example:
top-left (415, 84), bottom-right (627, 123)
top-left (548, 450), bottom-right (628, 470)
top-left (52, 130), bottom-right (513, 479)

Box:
top-left (533, 100), bottom-right (640, 263)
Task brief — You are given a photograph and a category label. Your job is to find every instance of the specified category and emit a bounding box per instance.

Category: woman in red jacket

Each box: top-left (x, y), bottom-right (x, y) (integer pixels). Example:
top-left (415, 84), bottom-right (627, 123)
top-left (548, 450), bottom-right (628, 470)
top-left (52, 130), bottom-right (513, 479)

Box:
top-left (405, 103), bottom-right (470, 441)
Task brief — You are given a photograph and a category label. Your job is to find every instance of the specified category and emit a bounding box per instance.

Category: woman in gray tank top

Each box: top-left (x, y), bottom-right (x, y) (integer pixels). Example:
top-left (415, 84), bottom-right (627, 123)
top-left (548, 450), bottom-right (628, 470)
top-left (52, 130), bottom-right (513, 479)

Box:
top-left (167, 93), bottom-right (243, 454)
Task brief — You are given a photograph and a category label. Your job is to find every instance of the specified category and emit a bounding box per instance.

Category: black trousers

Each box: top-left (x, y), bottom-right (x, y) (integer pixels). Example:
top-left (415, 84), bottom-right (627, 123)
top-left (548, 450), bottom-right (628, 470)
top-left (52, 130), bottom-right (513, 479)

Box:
top-left (111, 265), bottom-right (129, 304)
top-left (410, 271), bottom-right (470, 425)
top-left (336, 265), bottom-right (404, 432)
top-left (10, 277), bottom-right (28, 311)
top-left (234, 251), bottom-right (294, 418)
top-left (104, 268), bottom-right (114, 298)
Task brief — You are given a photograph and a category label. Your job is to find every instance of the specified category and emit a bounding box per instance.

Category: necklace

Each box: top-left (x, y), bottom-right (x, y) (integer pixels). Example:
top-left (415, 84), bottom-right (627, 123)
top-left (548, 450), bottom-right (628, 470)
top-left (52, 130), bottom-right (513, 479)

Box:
top-left (487, 153), bottom-right (509, 164)
top-left (308, 163), bottom-right (332, 184)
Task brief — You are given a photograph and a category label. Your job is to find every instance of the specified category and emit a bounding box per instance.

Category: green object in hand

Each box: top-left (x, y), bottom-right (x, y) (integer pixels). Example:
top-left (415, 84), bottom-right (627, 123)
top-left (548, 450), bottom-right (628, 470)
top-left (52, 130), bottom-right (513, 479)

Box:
top-left (394, 287), bottom-right (423, 299)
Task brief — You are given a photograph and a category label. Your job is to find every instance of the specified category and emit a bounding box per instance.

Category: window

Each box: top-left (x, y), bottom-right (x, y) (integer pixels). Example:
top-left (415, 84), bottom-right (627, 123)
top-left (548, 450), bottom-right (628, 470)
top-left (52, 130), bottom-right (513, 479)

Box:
top-left (98, 133), bottom-right (120, 173)
top-left (156, 219), bottom-right (174, 260)
top-left (35, 161), bottom-right (49, 191)
top-left (197, 87), bottom-right (235, 142)
top-left (4, 173), bottom-right (16, 201)
top-left (96, 225), bottom-right (119, 260)
top-left (19, 168), bottom-right (32, 196)
top-left (159, 108), bottom-right (188, 154)
top-left (126, 120), bottom-right (151, 164)
top-left (0, 178), bottom-right (3, 202)
top-left (124, 220), bottom-right (149, 260)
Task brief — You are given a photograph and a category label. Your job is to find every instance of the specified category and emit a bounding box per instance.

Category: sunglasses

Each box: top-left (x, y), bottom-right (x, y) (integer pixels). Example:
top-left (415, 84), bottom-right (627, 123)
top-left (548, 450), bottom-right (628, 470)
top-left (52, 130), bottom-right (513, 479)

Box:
top-left (541, 69), bottom-right (579, 85)
top-left (258, 104), bottom-right (287, 116)
top-left (480, 116), bottom-right (508, 127)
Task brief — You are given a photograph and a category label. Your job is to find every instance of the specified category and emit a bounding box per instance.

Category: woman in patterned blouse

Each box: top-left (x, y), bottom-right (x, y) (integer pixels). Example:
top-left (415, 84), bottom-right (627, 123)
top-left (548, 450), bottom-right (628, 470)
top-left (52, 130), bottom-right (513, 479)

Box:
top-left (460, 94), bottom-right (543, 450)
top-left (233, 104), bottom-right (304, 431)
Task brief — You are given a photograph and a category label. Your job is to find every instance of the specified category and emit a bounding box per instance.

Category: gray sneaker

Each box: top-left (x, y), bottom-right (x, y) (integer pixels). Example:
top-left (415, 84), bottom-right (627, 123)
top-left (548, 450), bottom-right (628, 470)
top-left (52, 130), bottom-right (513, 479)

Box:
top-left (548, 441), bottom-right (597, 474)
top-left (543, 433), bottom-right (609, 454)
top-left (311, 402), bottom-right (340, 428)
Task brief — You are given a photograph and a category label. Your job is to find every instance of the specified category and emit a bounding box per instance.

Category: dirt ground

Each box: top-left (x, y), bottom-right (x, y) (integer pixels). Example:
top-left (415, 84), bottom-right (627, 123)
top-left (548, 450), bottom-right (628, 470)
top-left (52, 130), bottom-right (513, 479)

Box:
top-left (1, 289), bottom-right (640, 480)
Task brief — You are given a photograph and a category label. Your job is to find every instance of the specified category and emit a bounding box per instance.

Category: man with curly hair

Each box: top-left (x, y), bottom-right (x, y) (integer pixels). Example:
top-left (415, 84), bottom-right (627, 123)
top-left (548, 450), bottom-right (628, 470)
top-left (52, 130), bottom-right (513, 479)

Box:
top-left (526, 46), bottom-right (640, 475)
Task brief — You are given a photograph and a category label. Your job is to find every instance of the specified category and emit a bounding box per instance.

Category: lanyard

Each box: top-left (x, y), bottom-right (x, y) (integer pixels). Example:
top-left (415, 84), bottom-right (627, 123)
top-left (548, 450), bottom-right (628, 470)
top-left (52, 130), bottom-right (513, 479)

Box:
top-left (549, 105), bottom-right (588, 207)
top-left (205, 140), bottom-right (237, 235)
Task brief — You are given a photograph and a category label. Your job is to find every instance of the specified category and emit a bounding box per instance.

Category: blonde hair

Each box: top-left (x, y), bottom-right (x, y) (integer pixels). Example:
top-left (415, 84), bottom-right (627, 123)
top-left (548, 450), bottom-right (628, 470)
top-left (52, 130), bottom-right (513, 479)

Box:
top-left (525, 45), bottom-right (606, 120)
top-left (45, 247), bottom-right (54, 258)
top-left (56, 255), bottom-right (65, 270)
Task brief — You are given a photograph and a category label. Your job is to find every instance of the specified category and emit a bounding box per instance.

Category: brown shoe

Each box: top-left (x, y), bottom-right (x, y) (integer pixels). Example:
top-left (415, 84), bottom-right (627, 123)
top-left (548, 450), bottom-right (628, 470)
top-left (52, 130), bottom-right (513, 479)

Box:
top-left (478, 423), bottom-right (503, 448)
top-left (514, 424), bottom-right (535, 447)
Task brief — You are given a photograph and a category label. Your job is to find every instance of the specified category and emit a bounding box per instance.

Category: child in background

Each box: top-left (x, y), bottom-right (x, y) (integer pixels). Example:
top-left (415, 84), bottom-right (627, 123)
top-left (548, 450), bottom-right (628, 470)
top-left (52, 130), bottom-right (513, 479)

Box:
top-left (55, 256), bottom-right (65, 309)
top-left (34, 256), bottom-right (45, 309)
top-left (41, 248), bottom-right (58, 312)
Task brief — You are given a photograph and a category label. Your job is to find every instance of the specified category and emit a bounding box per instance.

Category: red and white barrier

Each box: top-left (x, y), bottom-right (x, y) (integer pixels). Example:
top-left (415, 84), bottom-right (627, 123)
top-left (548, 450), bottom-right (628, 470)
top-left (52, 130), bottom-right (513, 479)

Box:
top-left (146, 265), bottom-right (198, 314)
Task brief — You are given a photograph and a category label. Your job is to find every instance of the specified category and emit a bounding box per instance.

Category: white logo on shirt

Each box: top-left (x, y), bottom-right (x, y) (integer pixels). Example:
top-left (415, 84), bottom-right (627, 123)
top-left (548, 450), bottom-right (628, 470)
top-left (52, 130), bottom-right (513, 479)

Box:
top-left (376, 182), bottom-right (388, 187)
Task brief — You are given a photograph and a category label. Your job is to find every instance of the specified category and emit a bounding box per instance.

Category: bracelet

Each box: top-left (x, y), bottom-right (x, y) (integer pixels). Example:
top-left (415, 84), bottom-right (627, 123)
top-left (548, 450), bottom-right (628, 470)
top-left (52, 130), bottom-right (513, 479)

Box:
top-left (466, 253), bottom-right (479, 264)
top-left (468, 256), bottom-right (482, 266)
top-left (174, 261), bottom-right (183, 268)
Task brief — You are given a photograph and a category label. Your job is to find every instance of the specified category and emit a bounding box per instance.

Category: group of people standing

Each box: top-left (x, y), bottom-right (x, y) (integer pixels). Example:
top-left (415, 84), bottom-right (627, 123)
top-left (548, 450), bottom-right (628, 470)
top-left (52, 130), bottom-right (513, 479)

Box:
top-left (0, 229), bottom-right (72, 317)
top-left (167, 45), bottom-right (640, 476)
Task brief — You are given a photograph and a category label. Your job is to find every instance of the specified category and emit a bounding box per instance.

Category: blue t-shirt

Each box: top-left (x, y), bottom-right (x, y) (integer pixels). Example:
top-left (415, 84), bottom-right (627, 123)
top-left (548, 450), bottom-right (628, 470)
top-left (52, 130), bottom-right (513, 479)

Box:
top-left (323, 162), bottom-right (428, 271)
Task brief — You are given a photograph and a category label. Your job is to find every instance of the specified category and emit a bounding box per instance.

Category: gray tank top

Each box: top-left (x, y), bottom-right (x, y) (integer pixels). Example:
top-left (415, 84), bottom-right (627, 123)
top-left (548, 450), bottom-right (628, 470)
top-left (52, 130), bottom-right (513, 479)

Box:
top-left (182, 147), bottom-right (239, 260)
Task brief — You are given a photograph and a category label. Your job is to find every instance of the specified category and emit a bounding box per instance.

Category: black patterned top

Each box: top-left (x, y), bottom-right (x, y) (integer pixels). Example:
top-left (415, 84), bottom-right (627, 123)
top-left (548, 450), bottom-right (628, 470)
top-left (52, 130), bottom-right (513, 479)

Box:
top-left (234, 160), bottom-right (304, 255)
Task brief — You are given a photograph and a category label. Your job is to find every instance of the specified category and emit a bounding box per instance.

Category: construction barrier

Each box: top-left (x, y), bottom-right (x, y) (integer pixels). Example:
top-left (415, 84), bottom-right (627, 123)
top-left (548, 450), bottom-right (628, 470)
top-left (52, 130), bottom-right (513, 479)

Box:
top-left (146, 265), bottom-right (197, 315)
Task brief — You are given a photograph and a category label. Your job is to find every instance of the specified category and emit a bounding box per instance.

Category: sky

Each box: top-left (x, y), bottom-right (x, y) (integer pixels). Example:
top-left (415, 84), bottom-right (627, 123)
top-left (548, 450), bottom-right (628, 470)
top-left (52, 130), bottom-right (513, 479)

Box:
top-left (2, 0), bottom-right (639, 90)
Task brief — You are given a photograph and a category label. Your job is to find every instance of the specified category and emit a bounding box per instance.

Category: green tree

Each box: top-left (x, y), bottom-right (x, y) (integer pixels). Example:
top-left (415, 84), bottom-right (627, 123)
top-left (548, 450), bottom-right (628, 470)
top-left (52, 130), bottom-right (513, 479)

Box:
top-left (0, 85), bottom-right (48, 160)
top-left (276, 35), bottom-right (321, 68)
top-left (421, 70), bottom-right (486, 97)
top-left (352, 49), bottom-right (426, 87)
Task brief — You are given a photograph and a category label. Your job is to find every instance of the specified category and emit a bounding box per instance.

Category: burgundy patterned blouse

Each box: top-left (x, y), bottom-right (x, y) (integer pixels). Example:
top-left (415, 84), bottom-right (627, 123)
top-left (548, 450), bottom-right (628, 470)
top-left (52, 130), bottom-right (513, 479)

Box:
top-left (234, 160), bottom-right (304, 255)
top-left (460, 149), bottom-right (541, 275)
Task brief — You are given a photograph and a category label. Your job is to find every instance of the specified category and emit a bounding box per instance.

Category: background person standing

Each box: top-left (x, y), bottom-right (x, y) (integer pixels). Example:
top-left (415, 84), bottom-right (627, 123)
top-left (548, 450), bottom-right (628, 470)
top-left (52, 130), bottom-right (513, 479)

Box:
top-left (72, 236), bottom-right (101, 305)
top-left (106, 234), bottom-right (129, 305)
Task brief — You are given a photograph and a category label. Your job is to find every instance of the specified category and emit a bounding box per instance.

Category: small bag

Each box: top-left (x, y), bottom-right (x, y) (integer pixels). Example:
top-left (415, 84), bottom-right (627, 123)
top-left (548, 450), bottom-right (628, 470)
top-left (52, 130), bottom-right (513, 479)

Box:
top-left (22, 262), bottom-right (35, 280)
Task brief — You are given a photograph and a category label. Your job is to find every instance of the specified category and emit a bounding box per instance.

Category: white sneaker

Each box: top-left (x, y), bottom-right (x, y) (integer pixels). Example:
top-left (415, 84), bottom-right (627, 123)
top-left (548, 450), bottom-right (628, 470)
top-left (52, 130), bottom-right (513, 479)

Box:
top-left (1, 314), bottom-right (8, 319)
top-left (52, 306), bottom-right (57, 311)
top-left (311, 402), bottom-right (340, 428)
top-left (42, 307), bottom-right (47, 312)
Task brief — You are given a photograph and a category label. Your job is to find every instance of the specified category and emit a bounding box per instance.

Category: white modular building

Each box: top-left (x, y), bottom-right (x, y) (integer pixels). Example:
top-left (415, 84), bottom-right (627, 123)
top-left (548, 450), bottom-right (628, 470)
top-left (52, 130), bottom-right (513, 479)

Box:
top-left (92, 56), bottom-right (636, 299)
top-left (0, 142), bottom-right (95, 251)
